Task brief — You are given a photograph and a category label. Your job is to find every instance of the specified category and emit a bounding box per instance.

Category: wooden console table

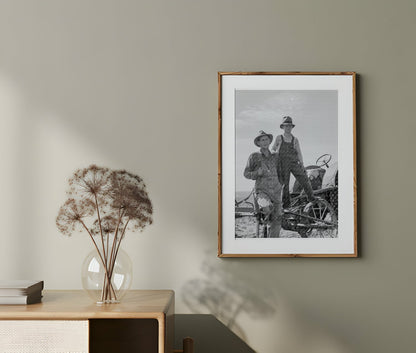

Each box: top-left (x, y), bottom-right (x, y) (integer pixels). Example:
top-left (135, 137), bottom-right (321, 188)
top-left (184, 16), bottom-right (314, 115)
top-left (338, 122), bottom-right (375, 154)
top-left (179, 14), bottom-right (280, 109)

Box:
top-left (0, 290), bottom-right (174, 353)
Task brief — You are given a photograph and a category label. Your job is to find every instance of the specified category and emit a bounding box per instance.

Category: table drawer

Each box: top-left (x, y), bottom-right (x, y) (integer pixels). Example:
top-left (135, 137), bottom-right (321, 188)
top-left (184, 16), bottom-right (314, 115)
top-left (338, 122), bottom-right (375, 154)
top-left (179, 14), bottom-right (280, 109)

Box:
top-left (0, 320), bottom-right (88, 353)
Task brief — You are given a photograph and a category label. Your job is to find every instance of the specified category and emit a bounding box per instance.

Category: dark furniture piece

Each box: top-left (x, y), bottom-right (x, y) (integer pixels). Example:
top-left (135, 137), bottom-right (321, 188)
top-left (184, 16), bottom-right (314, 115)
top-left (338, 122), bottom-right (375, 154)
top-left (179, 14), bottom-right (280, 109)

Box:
top-left (175, 314), bottom-right (255, 353)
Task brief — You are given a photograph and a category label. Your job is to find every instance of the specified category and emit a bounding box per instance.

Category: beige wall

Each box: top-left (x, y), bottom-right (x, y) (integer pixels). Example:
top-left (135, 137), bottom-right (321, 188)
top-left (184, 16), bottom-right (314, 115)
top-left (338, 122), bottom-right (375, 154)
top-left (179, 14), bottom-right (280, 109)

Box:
top-left (0, 1), bottom-right (415, 352)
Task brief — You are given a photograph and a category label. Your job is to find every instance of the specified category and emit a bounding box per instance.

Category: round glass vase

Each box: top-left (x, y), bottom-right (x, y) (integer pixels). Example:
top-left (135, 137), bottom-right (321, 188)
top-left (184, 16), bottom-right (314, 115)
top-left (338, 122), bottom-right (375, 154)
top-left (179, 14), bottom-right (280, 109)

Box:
top-left (81, 248), bottom-right (132, 304)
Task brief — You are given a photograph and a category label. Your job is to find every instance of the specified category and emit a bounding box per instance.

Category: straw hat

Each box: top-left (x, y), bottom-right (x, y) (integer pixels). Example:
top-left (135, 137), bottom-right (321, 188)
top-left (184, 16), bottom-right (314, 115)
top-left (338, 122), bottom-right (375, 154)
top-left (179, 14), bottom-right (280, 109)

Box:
top-left (254, 130), bottom-right (273, 147)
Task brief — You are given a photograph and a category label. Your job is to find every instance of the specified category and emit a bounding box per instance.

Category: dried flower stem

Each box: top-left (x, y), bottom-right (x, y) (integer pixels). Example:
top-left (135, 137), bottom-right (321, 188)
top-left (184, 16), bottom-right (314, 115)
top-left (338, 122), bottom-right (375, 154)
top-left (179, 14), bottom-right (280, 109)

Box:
top-left (108, 209), bottom-right (124, 279)
top-left (93, 194), bottom-right (112, 302)
top-left (94, 195), bottom-right (107, 266)
top-left (79, 220), bottom-right (117, 300)
top-left (110, 219), bottom-right (130, 278)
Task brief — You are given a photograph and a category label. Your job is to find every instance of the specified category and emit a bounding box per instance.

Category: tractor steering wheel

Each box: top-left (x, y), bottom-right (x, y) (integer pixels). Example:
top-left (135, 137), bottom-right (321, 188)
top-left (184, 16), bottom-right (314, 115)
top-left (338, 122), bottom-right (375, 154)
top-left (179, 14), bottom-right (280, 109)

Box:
top-left (316, 154), bottom-right (332, 168)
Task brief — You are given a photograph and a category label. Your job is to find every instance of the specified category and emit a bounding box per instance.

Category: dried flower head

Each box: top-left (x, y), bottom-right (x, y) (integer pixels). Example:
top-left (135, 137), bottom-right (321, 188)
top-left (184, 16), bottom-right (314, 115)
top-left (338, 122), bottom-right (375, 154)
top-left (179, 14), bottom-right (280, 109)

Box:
top-left (68, 165), bottom-right (111, 200)
top-left (109, 169), bottom-right (153, 231)
top-left (56, 198), bottom-right (95, 236)
top-left (57, 165), bottom-right (153, 237)
top-left (90, 215), bottom-right (124, 237)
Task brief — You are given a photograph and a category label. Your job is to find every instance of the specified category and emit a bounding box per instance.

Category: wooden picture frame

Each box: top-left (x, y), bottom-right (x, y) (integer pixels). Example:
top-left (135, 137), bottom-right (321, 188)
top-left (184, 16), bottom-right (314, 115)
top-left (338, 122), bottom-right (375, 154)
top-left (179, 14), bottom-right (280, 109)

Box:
top-left (218, 72), bottom-right (357, 257)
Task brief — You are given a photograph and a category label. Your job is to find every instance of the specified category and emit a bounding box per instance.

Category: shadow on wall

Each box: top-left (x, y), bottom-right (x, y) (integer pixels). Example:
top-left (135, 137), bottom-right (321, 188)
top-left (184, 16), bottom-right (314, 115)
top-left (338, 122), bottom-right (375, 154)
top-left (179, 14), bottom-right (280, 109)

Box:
top-left (181, 255), bottom-right (353, 353)
top-left (181, 257), bottom-right (277, 341)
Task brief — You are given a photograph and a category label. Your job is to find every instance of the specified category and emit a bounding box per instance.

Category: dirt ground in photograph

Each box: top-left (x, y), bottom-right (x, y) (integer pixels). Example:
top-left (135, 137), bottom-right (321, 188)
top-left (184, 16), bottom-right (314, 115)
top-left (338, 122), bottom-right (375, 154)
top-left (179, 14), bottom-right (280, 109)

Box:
top-left (235, 215), bottom-right (335, 238)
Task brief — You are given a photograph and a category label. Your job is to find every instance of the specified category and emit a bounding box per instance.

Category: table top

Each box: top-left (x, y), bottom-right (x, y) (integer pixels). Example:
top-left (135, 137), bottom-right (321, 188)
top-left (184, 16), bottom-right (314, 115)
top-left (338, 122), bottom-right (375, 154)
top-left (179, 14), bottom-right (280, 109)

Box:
top-left (0, 290), bottom-right (174, 320)
top-left (175, 315), bottom-right (255, 353)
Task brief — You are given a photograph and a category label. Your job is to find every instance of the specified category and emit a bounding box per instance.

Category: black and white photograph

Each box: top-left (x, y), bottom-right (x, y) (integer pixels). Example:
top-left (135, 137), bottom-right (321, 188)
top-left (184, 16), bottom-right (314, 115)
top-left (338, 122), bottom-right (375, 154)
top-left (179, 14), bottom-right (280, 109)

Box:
top-left (219, 72), bottom-right (356, 257)
top-left (235, 90), bottom-right (338, 239)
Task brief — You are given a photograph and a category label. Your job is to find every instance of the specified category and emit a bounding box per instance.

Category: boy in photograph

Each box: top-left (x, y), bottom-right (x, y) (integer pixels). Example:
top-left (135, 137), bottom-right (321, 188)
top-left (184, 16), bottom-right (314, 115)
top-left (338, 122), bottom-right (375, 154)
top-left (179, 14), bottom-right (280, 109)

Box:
top-left (244, 131), bottom-right (282, 238)
top-left (272, 116), bottom-right (315, 209)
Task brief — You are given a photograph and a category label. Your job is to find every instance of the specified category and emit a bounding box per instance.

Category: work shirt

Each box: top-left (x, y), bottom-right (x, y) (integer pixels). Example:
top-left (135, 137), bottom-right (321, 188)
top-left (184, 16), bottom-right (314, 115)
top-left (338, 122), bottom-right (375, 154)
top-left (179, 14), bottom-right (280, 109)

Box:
top-left (244, 149), bottom-right (281, 202)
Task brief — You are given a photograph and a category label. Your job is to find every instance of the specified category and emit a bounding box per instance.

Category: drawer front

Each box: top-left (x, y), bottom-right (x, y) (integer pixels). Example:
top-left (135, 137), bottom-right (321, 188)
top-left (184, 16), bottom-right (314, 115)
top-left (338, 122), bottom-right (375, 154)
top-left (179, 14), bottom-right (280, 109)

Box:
top-left (0, 320), bottom-right (88, 353)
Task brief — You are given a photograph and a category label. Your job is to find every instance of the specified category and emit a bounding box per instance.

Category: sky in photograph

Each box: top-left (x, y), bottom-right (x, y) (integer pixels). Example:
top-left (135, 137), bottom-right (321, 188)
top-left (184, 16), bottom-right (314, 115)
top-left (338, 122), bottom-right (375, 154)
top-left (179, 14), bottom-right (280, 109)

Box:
top-left (236, 90), bottom-right (338, 192)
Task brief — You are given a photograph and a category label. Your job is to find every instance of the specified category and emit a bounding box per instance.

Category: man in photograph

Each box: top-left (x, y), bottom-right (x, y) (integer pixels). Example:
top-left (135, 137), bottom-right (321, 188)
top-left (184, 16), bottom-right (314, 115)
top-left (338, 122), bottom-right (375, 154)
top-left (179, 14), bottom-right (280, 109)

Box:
top-left (272, 116), bottom-right (315, 209)
top-left (244, 131), bottom-right (282, 237)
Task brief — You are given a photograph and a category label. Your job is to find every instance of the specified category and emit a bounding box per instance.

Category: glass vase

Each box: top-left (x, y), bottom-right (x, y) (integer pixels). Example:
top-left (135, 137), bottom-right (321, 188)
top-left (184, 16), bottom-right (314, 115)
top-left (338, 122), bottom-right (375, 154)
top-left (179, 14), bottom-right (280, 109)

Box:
top-left (81, 248), bottom-right (132, 304)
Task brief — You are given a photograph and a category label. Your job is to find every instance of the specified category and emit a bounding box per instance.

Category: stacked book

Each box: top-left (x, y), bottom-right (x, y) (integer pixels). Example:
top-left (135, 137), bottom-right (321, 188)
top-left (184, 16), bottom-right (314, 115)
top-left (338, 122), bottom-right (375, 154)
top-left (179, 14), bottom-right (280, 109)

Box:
top-left (0, 280), bottom-right (44, 305)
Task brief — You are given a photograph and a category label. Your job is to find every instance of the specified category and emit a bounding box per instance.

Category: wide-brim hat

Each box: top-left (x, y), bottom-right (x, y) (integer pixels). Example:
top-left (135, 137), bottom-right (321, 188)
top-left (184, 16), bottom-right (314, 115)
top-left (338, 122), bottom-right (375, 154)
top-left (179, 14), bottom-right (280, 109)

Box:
top-left (254, 130), bottom-right (273, 147)
top-left (280, 116), bottom-right (295, 128)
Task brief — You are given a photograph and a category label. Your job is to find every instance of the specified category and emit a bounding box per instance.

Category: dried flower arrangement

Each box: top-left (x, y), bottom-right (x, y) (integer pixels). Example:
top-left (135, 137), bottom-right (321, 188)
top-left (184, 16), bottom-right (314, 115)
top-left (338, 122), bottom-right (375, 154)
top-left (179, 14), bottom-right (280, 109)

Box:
top-left (56, 165), bottom-right (153, 302)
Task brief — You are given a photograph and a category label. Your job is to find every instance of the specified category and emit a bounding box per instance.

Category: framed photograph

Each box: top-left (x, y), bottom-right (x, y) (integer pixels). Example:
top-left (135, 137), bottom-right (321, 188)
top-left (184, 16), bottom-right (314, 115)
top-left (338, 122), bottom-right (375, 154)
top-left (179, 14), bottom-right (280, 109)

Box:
top-left (218, 72), bottom-right (357, 257)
